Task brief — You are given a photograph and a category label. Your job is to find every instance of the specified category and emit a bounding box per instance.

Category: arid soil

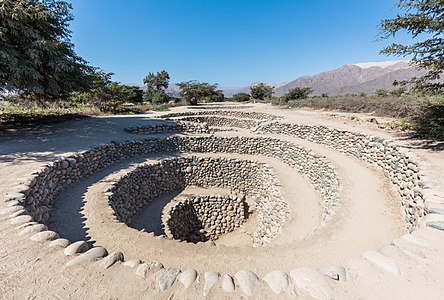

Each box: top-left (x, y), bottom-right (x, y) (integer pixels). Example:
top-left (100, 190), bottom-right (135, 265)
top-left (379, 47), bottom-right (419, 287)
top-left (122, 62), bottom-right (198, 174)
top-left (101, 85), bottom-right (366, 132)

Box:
top-left (0, 103), bottom-right (443, 299)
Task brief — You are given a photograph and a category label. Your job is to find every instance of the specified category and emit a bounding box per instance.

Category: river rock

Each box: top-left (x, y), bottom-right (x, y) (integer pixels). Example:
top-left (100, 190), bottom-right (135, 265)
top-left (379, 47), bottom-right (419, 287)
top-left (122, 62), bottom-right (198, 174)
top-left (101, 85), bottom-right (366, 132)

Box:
top-left (66, 247), bottom-right (108, 267)
top-left (30, 231), bottom-right (59, 242)
top-left (49, 238), bottom-right (71, 248)
top-left (156, 268), bottom-right (181, 291)
top-left (263, 270), bottom-right (289, 294)
top-left (204, 272), bottom-right (220, 296)
top-left (222, 274), bottom-right (235, 293)
top-left (123, 259), bottom-right (141, 268)
top-left (100, 251), bottom-right (124, 269)
top-left (64, 241), bottom-right (89, 256)
top-left (362, 251), bottom-right (400, 275)
top-left (18, 224), bottom-right (47, 236)
top-left (235, 270), bottom-right (258, 296)
top-left (290, 267), bottom-right (332, 300)
top-left (178, 268), bottom-right (198, 289)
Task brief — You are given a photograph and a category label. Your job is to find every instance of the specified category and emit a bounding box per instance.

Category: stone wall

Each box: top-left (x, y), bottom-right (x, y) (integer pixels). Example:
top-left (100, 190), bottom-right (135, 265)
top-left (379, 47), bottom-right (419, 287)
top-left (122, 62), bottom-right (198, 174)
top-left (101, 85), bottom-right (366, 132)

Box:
top-left (187, 105), bottom-right (253, 110)
top-left (18, 135), bottom-right (340, 240)
top-left (255, 122), bottom-right (426, 230)
top-left (124, 120), bottom-right (210, 134)
top-left (158, 110), bottom-right (281, 121)
top-left (174, 116), bottom-right (259, 129)
top-left (162, 194), bottom-right (246, 243)
top-left (108, 156), bottom-right (287, 245)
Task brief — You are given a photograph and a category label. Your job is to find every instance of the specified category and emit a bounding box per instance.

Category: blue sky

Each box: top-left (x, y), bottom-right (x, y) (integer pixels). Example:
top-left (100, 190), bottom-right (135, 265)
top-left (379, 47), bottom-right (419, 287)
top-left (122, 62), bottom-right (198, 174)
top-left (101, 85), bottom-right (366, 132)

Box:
top-left (68, 0), bottom-right (411, 87)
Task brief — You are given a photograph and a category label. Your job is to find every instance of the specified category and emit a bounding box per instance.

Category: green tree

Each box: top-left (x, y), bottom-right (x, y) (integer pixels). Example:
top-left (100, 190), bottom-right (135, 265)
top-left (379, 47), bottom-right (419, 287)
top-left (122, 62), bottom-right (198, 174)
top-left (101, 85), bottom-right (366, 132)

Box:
top-left (177, 81), bottom-right (220, 105)
top-left (232, 92), bottom-right (251, 102)
top-left (143, 70), bottom-right (170, 103)
top-left (250, 83), bottom-right (273, 100)
top-left (207, 90), bottom-right (225, 102)
top-left (75, 70), bottom-right (141, 112)
top-left (375, 89), bottom-right (389, 97)
top-left (282, 87), bottom-right (313, 101)
top-left (380, 0), bottom-right (444, 93)
top-left (0, 0), bottom-right (94, 101)
top-left (390, 87), bottom-right (407, 97)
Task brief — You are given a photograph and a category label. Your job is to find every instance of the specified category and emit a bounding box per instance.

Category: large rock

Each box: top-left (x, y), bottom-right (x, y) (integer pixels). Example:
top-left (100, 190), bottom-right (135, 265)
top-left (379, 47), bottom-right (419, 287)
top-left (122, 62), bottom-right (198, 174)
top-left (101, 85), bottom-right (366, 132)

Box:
top-left (178, 268), bottom-right (198, 289)
top-left (263, 270), bottom-right (289, 294)
top-left (222, 274), bottom-right (235, 293)
top-left (290, 267), bottom-right (333, 300)
top-left (19, 224), bottom-right (47, 236)
top-left (204, 272), bottom-right (220, 296)
top-left (427, 221), bottom-right (444, 231)
top-left (362, 251), bottom-right (400, 275)
top-left (0, 206), bottom-right (24, 215)
top-left (66, 247), bottom-right (108, 267)
top-left (10, 215), bottom-right (33, 225)
top-left (49, 238), bottom-right (71, 248)
top-left (64, 241), bottom-right (88, 256)
top-left (30, 231), bottom-right (59, 242)
top-left (234, 270), bottom-right (258, 296)
top-left (123, 259), bottom-right (141, 268)
top-left (156, 268), bottom-right (181, 291)
top-left (100, 252), bottom-right (124, 269)
top-left (136, 261), bottom-right (164, 278)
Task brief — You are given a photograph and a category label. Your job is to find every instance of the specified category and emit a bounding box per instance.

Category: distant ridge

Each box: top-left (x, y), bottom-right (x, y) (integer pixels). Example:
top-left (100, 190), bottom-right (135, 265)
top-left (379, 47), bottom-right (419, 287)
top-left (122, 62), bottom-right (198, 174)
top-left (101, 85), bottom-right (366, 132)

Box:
top-left (224, 60), bottom-right (427, 97)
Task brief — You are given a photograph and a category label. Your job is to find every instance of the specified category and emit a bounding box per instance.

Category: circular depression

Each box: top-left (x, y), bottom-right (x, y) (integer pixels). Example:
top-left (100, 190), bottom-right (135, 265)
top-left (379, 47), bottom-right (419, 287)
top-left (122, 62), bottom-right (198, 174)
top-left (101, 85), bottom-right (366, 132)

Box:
top-left (108, 156), bottom-right (287, 246)
top-left (30, 132), bottom-right (411, 274)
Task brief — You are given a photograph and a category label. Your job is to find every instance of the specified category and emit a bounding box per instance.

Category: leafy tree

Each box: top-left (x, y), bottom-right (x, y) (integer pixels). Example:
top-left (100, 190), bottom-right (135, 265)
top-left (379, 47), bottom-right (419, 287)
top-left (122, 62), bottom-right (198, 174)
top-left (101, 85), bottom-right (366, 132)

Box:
top-left (380, 0), bottom-right (444, 93)
top-left (207, 90), bottom-right (225, 102)
top-left (177, 81), bottom-right (220, 105)
top-left (143, 70), bottom-right (170, 102)
top-left (232, 92), bottom-right (251, 102)
top-left (390, 87), bottom-right (407, 97)
top-left (375, 89), bottom-right (389, 97)
top-left (74, 71), bottom-right (142, 112)
top-left (250, 83), bottom-right (273, 100)
top-left (0, 0), bottom-right (94, 100)
top-left (282, 87), bottom-right (313, 101)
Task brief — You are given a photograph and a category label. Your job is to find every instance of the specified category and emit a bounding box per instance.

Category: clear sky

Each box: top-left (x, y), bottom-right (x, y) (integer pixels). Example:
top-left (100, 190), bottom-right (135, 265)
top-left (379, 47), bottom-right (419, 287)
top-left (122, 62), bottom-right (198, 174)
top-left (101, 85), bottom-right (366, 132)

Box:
top-left (67, 0), bottom-right (411, 87)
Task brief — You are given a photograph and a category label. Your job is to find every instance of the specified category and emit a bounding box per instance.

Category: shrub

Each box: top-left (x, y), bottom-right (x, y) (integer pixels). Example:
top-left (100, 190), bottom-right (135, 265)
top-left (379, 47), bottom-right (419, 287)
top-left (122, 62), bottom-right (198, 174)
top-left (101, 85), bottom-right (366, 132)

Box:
top-left (232, 92), bottom-right (251, 102)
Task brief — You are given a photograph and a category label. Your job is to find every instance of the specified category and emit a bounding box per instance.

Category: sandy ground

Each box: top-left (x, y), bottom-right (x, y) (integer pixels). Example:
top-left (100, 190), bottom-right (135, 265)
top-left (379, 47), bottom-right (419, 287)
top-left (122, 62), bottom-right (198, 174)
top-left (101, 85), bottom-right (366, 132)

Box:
top-left (0, 103), bottom-right (443, 299)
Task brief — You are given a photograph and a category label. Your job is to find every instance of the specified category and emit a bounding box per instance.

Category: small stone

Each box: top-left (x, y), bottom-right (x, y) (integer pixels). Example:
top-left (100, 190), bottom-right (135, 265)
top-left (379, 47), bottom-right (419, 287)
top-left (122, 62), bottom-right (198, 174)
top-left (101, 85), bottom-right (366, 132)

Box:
top-left (64, 241), bottom-right (89, 256)
top-left (66, 247), bottom-right (108, 267)
top-left (222, 274), bottom-right (235, 293)
top-left (156, 268), bottom-right (181, 291)
top-left (362, 251), bottom-right (400, 275)
top-left (136, 262), bottom-right (164, 278)
top-left (178, 268), bottom-right (198, 289)
top-left (427, 221), bottom-right (444, 231)
top-left (100, 251), bottom-right (124, 269)
top-left (204, 272), bottom-right (220, 296)
top-left (123, 259), bottom-right (142, 268)
top-left (49, 238), bottom-right (71, 248)
top-left (10, 215), bottom-right (33, 225)
top-left (320, 266), bottom-right (347, 282)
top-left (0, 206), bottom-right (23, 215)
top-left (429, 208), bottom-right (444, 215)
top-left (18, 224), bottom-right (47, 236)
top-left (30, 231), bottom-right (59, 242)
top-left (234, 270), bottom-right (258, 296)
top-left (60, 160), bottom-right (69, 169)
top-left (9, 210), bottom-right (27, 218)
top-left (290, 268), bottom-right (332, 300)
top-left (263, 270), bottom-right (289, 294)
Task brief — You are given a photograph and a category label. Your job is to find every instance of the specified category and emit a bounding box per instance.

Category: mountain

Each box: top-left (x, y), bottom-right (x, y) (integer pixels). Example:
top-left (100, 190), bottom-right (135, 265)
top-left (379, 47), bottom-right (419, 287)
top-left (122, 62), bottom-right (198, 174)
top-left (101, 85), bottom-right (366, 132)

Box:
top-left (225, 60), bottom-right (427, 97)
top-left (273, 60), bottom-right (426, 96)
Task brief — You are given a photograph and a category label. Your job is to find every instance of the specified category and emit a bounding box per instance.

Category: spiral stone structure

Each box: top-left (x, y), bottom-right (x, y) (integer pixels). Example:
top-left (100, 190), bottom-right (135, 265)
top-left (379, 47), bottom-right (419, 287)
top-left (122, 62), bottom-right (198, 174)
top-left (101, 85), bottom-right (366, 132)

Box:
top-left (1, 103), bottom-right (444, 299)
